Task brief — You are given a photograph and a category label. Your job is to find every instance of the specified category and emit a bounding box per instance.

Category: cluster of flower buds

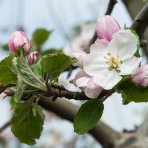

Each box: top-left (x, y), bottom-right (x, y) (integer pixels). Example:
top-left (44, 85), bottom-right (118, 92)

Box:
top-left (8, 31), bottom-right (38, 64)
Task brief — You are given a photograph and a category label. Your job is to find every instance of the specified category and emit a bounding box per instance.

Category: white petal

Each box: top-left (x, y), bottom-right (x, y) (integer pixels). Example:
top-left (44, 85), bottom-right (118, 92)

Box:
top-left (108, 29), bottom-right (139, 61)
top-left (83, 52), bottom-right (108, 77)
top-left (75, 77), bottom-right (89, 88)
top-left (74, 70), bottom-right (90, 80)
top-left (90, 40), bottom-right (108, 54)
top-left (119, 56), bottom-right (142, 75)
top-left (94, 69), bottom-right (122, 90)
top-left (85, 78), bottom-right (102, 98)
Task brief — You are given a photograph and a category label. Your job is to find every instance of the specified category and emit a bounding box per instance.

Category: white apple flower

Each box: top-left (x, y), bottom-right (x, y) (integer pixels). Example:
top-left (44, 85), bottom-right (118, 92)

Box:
top-left (83, 29), bottom-right (141, 90)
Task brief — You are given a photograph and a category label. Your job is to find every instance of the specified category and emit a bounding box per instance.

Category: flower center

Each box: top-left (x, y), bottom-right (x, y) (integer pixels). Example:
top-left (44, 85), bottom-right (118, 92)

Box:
top-left (105, 52), bottom-right (120, 71)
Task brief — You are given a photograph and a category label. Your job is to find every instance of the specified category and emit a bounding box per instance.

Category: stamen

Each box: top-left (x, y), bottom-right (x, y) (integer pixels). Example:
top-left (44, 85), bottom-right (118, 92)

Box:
top-left (105, 52), bottom-right (120, 72)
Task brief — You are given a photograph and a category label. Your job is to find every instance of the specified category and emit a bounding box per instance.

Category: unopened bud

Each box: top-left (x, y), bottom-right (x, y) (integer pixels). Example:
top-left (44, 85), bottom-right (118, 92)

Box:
top-left (96, 15), bottom-right (120, 41)
top-left (8, 31), bottom-right (31, 53)
top-left (132, 65), bottom-right (148, 86)
top-left (27, 51), bottom-right (38, 64)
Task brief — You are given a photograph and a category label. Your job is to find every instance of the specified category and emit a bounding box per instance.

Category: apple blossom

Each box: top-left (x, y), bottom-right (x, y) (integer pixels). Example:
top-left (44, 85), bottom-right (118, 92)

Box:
top-left (8, 31), bottom-right (31, 53)
top-left (74, 70), bottom-right (102, 98)
top-left (132, 65), bottom-right (148, 86)
top-left (83, 29), bottom-right (141, 90)
top-left (96, 15), bottom-right (120, 41)
top-left (27, 51), bottom-right (38, 64)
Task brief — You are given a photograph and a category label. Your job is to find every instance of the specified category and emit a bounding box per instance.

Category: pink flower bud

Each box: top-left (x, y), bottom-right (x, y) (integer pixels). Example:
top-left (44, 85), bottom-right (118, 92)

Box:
top-left (8, 31), bottom-right (31, 53)
top-left (74, 70), bottom-right (102, 98)
top-left (96, 15), bottom-right (120, 41)
top-left (132, 65), bottom-right (148, 86)
top-left (27, 51), bottom-right (38, 64)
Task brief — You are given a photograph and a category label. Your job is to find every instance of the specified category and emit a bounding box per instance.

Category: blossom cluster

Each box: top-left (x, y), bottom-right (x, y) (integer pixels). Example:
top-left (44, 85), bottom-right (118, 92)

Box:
top-left (67, 15), bottom-right (148, 98)
top-left (7, 16), bottom-right (148, 99)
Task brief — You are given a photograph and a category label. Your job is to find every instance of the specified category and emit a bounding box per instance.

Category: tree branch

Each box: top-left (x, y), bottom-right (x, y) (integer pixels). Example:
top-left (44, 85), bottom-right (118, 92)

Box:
top-left (131, 2), bottom-right (148, 39)
top-left (44, 83), bottom-right (114, 101)
top-left (0, 121), bottom-right (11, 133)
top-left (38, 97), bottom-right (121, 147)
top-left (122, 1), bottom-right (148, 63)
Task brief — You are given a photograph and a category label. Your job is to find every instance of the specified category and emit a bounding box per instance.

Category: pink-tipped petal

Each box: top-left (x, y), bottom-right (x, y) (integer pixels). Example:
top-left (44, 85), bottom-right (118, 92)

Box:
top-left (74, 70), bottom-right (102, 98)
top-left (96, 15), bottom-right (120, 41)
top-left (8, 31), bottom-right (31, 53)
top-left (85, 78), bottom-right (102, 98)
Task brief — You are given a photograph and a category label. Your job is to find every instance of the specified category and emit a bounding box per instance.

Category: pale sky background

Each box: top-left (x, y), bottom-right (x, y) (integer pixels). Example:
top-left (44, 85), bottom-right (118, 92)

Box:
top-left (0, 0), bottom-right (147, 147)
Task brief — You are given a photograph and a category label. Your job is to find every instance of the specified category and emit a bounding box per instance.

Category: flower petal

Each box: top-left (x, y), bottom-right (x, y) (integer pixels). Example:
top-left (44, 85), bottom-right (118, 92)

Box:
top-left (96, 15), bottom-right (120, 41)
top-left (75, 77), bottom-right (89, 88)
top-left (85, 78), bottom-right (102, 98)
top-left (94, 69), bottom-right (122, 90)
top-left (74, 70), bottom-right (90, 88)
top-left (73, 69), bottom-right (90, 84)
top-left (90, 40), bottom-right (108, 54)
top-left (83, 51), bottom-right (108, 77)
top-left (119, 56), bottom-right (142, 75)
top-left (108, 29), bottom-right (139, 61)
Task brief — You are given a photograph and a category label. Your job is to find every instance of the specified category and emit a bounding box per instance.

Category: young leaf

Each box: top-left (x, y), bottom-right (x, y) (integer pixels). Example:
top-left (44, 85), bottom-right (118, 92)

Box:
top-left (10, 96), bottom-right (19, 109)
top-left (32, 28), bottom-right (52, 46)
top-left (115, 77), bottom-right (148, 103)
top-left (16, 53), bottom-right (46, 91)
top-left (0, 55), bottom-right (17, 86)
top-left (32, 60), bottom-right (44, 79)
top-left (74, 100), bottom-right (104, 134)
top-left (11, 102), bottom-right (45, 145)
top-left (41, 53), bottom-right (74, 77)
top-left (13, 75), bottom-right (23, 102)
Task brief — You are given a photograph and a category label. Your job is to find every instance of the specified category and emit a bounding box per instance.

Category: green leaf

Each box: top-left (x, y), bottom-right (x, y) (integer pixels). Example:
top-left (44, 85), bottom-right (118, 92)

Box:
top-left (15, 53), bottom-right (46, 91)
top-left (10, 97), bottom-right (19, 109)
top-left (11, 102), bottom-right (45, 145)
top-left (41, 53), bottom-right (74, 77)
top-left (74, 100), bottom-right (104, 134)
top-left (14, 75), bottom-right (23, 102)
top-left (32, 28), bottom-right (52, 46)
top-left (41, 48), bottom-right (63, 56)
top-left (115, 77), bottom-right (148, 103)
top-left (32, 60), bottom-right (44, 79)
top-left (0, 55), bottom-right (17, 86)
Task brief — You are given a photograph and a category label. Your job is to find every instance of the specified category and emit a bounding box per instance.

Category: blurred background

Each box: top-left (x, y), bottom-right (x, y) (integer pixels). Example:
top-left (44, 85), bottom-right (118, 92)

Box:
top-left (0, 0), bottom-right (147, 147)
